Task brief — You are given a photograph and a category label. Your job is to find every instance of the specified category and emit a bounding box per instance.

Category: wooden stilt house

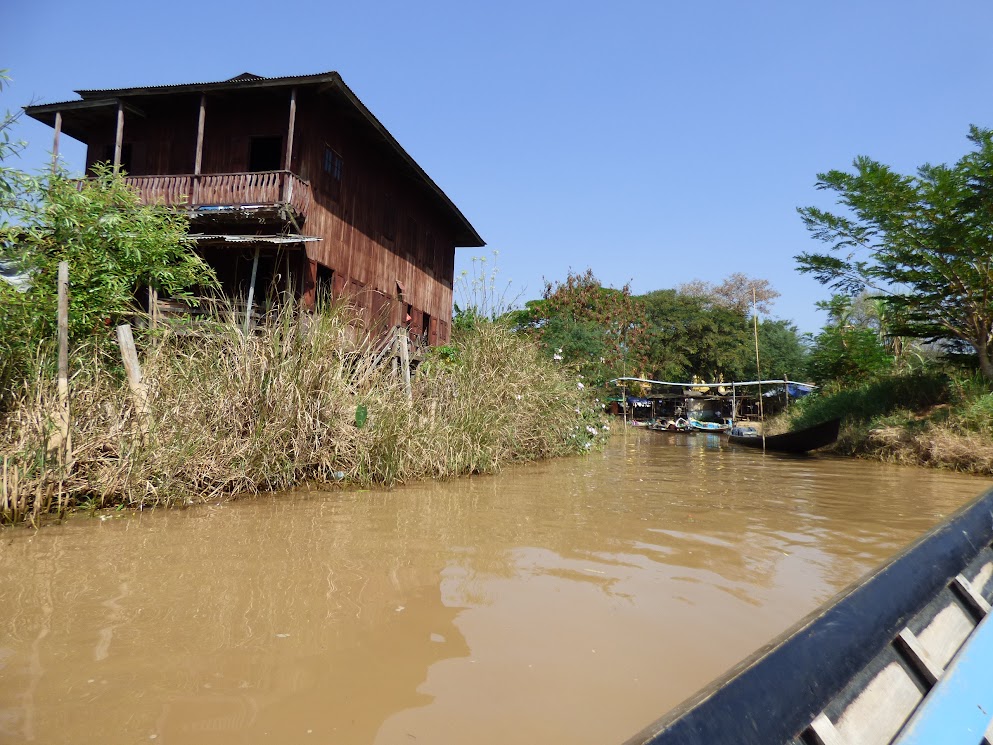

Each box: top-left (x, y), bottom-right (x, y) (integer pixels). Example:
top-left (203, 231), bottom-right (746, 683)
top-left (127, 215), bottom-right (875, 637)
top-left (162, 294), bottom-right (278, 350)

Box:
top-left (25, 71), bottom-right (485, 345)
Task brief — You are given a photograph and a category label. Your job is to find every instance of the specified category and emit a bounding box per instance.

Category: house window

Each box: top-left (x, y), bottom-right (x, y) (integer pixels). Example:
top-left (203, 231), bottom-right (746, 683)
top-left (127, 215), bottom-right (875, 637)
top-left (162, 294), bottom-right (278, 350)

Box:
top-left (248, 136), bottom-right (282, 172)
top-left (323, 146), bottom-right (343, 201)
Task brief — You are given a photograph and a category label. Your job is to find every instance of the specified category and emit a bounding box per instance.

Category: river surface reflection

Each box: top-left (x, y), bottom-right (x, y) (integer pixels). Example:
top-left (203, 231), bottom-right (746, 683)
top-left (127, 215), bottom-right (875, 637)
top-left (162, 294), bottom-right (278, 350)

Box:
top-left (0, 429), bottom-right (988, 744)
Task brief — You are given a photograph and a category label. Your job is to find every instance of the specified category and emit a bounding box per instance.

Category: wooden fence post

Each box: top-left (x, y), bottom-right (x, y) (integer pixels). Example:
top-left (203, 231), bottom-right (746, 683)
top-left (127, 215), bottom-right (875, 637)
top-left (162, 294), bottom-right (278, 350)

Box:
top-left (116, 324), bottom-right (151, 431)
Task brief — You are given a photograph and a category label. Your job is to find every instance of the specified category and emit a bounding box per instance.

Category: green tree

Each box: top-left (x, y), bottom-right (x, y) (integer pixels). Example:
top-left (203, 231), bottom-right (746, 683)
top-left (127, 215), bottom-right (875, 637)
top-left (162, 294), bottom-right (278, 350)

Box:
top-left (796, 125), bottom-right (993, 380)
top-left (639, 289), bottom-right (753, 382)
top-left (3, 165), bottom-right (216, 342)
top-left (804, 295), bottom-right (893, 387)
top-left (514, 269), bottom-right (640, 386)
top-left (1, 165), bottom-right (217, 402)
top-left (0, 70), bottom-right (40, 226)
top-left (745, 319), bottom-right (809, 381)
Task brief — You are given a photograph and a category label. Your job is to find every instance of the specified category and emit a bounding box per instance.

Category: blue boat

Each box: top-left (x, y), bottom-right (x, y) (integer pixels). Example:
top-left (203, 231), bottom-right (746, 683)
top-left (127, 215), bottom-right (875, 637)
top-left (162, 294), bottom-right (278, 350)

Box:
top-left (687, 417), bottom-right (731, 433)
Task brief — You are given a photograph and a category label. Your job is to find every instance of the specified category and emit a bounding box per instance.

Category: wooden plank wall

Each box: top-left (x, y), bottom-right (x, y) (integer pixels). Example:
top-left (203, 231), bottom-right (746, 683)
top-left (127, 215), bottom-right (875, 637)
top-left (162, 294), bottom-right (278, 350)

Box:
top-left (81, 86), bottom-right (465, 344)
top-left (292, 89), bottom-right (460, 343)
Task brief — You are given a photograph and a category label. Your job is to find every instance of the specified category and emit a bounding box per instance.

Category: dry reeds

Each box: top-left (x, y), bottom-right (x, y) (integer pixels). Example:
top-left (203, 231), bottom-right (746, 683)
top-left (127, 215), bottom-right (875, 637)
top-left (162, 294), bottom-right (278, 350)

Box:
top-left (1, 303), bottom-right (607, 524)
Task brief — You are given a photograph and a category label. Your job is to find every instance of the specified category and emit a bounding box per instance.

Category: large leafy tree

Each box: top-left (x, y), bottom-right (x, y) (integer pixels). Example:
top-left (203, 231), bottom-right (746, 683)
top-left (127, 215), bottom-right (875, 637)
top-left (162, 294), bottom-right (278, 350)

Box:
top-left (796, 125), bottom-right (993, 380)
top-left (743, 319), bottom-right (809, 381)
top-left (513, 269), bottom-right (641, 386)
top-left (640, 289), bottom-right (753, 382)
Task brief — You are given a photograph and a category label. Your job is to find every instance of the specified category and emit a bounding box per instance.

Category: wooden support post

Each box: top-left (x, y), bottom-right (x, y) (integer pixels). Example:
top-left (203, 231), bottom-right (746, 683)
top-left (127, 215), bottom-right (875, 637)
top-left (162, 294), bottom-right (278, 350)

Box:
top-left (284, 88), bottom-right (297, 171)
top-left (399, 326), bottom-right (412, 401)
top-left (113, 101), bottom-right (124, 173)
top-left (192, 94), bottom-right (206, 204)
top-left (283, 88), bottom-right (297, 204)
top-left (56, 262), bottom-right (70, 461)
top-left (116, 324), bottom-right (150, 429)
top-left (244, 246), bottom-right (260, 334)
top-left (52, 111), bottom-right (62, 175)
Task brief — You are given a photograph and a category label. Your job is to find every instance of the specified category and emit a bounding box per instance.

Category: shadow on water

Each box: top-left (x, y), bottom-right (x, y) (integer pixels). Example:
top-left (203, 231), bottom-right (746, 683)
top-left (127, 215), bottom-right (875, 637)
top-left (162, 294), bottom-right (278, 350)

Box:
top-left (0, 427), bottom-right (987, 744)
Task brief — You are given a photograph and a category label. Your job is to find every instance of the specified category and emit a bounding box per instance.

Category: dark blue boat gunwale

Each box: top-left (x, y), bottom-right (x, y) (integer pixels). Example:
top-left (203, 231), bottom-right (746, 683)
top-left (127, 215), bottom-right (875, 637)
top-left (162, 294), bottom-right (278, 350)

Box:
top-left (622, 486), bottom-right (993, 745)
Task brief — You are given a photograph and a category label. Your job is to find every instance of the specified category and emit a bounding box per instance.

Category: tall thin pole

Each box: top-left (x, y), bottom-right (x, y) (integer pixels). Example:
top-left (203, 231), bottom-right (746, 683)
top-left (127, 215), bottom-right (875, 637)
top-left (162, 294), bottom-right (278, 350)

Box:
top-left (752, 287), bottom-right (765, 452)
top-left (244, 247), bottom-right (261, 334)
top-left (57, 262), bottom-right (70, 461)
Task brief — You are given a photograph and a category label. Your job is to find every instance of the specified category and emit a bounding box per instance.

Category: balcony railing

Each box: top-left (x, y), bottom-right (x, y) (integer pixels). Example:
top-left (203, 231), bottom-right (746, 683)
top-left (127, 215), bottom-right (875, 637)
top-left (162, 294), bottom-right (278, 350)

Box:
top-left (124, 170), bottom-right (311, 218)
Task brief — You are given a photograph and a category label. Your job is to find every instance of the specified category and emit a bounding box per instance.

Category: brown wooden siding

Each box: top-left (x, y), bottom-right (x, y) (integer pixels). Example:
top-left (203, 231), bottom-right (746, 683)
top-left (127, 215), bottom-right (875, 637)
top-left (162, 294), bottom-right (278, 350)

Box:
top-left (292, 90), bottom-right (458, 341)
top-left (81, 85), bottom-right (461, 343)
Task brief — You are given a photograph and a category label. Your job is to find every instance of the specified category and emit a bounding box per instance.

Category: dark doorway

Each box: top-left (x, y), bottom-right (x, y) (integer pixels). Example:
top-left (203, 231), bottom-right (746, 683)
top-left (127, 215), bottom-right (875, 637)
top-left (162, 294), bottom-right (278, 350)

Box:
top-left (248, 136), bottom-right (282, 172)
top-left (316, 265), bottom-right (334, 308)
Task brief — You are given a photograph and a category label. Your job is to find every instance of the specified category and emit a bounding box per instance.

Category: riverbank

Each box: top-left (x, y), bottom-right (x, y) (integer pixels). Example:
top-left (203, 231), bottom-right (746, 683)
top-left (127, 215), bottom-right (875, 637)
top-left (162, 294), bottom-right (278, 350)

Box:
top-left (776, 369), bottom-right (993, 474)
top-left (0, 307), bottom-right (608, 525)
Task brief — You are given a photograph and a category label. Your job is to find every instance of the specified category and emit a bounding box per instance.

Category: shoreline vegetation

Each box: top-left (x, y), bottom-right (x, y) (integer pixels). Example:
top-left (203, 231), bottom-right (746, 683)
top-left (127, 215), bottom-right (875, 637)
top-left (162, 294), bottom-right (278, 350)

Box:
top-left (0, 305), bottom-right (608, 526)
top-left (772, 369), bottom-right (993, 474)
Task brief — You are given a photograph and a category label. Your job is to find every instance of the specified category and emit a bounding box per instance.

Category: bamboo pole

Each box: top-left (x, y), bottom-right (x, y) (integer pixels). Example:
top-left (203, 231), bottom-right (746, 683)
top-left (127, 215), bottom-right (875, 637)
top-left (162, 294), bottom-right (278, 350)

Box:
top-left (244, 246), bottom-right (260, 334)
top-left (56, 261), bottom-right (70, 461)
top-left (399, 326), bottom-right (412, 401)
top-left (752, 287), bottom-right (765, 452)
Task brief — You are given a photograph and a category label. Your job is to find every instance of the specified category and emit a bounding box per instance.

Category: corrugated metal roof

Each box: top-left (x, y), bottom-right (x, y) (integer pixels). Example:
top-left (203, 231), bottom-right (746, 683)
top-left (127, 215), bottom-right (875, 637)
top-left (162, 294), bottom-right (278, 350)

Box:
top-left (190, 234), bottom-right (322, 244)
top-left (25, 71), bottom-right (485, 247)
top-left (75, 71), bottom-right (339, 97)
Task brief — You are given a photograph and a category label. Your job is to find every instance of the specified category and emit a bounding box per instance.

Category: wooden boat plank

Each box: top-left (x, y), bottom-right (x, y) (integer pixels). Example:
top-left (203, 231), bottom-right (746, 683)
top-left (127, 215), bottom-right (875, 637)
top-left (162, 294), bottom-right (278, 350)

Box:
top-left (892, 611), bottom-right (993, 744)
top-left (832, 658), bottom-right (925, 744)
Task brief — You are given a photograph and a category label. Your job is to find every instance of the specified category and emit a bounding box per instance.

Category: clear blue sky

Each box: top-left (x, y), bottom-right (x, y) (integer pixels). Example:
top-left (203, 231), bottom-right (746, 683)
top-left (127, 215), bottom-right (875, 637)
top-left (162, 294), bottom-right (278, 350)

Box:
top-left (6, 0), bottom-right (993, 333)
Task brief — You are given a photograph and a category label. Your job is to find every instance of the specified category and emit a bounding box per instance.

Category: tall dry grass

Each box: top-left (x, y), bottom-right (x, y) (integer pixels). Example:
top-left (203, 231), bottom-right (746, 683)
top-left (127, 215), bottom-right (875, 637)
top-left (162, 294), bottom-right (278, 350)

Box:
top-left (0, 303), bottom-right (607, 524)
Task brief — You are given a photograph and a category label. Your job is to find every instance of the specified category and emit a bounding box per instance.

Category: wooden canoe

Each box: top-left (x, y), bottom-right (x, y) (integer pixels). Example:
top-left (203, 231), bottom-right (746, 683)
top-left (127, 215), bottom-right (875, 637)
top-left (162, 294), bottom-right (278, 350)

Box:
top-left (623, 485), bottom-right (993, 745)
top-left (727, 417), bottom-right (840, 454)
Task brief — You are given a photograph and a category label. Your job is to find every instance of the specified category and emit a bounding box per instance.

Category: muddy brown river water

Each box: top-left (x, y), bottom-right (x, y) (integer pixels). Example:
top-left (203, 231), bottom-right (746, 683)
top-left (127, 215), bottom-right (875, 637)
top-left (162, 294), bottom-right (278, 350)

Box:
top-left (0, 429), bottom-right (989, 744)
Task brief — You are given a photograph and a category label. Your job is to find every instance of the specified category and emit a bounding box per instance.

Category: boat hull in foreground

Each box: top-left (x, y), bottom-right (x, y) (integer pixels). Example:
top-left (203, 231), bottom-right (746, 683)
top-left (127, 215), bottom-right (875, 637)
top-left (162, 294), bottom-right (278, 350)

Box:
top-left (623, 485), bottom-right (993, 745)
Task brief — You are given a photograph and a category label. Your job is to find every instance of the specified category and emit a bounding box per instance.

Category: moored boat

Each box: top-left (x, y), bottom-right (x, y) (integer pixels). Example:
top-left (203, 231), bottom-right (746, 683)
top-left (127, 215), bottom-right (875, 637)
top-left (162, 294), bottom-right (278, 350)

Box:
top-left (727, 417), bottom-right (840, 454)
top-left (623, 485), bottom-right (993, 745)
top-left (687, 417), bottom-right (731, 433)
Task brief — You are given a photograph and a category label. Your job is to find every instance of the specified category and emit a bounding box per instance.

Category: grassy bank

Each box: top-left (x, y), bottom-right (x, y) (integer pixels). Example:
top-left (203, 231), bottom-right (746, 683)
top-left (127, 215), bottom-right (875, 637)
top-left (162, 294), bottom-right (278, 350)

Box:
top-left (777, 369), bottom-right (993, 473)
top-left (0, 305), bottom-right (607, 525)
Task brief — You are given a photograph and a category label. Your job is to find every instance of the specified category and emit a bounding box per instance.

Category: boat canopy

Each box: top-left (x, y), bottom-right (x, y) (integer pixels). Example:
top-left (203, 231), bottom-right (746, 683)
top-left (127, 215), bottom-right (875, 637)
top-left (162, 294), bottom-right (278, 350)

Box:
top-left (609, 376), bottom-right (817, 392)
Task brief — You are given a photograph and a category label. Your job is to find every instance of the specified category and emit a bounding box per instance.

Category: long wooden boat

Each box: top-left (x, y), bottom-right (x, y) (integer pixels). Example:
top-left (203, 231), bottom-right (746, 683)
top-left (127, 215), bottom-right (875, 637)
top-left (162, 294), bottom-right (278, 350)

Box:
top-left (687, 418), bottom-right (731, 433)
top-left (623, 485), bottom-right (993, 745)
top-left (727, 417), bottom-right (840, 454)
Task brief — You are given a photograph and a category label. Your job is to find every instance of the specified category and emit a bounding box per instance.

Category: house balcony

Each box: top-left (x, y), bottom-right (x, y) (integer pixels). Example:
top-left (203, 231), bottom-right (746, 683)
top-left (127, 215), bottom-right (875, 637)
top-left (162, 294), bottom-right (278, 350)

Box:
top-left (124, 170), bottom-right (311, 222)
